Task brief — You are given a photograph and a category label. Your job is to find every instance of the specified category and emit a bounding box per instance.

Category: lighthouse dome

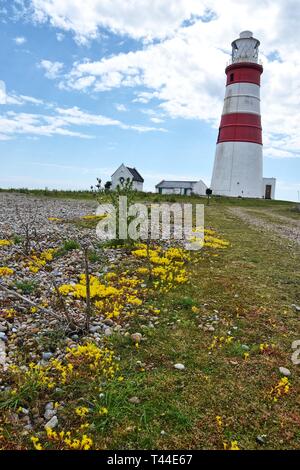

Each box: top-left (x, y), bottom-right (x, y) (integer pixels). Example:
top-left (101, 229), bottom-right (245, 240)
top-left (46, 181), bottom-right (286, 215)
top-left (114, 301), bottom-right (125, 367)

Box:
top-left (239, 31), bottom-right (253, 39)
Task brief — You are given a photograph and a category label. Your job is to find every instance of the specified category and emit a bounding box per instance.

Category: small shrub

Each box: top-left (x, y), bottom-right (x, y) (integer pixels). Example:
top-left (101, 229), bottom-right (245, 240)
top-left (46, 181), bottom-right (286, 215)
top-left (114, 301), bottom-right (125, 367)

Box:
top-left (176, 297), bottom-right (196, 309)
top-left (56, 240), bottom-right (80, 257)
top-left (63, 240), bottom-right (80, 251)
top-left (12, 235), bottom-right (23, 245)
top-left (15, 280), bottom-right (38, 295)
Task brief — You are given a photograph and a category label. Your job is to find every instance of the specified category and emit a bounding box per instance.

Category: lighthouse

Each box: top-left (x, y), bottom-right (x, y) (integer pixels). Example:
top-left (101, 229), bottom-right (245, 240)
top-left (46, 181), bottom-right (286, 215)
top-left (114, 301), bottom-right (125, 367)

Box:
top-left (211, 31), bottom-right (264, 198)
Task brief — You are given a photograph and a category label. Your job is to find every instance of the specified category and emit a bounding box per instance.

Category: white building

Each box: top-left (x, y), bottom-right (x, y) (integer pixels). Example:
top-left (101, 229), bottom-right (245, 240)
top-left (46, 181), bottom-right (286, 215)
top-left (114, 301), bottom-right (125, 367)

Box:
top-left (111, 164), bottom-right (144, 191)
top-left (211, 31), bottom-right (276, 199)
top-left (155, 180), bottom-right (207, 196)
top-left (262, 178), bottom-right (276, 199)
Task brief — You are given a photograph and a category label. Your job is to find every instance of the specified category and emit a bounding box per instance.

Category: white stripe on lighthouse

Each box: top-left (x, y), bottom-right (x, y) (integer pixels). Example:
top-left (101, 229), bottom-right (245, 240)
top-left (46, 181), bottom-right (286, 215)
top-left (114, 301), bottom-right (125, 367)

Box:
top-left (223, 82), bottom-right (261, 116)
top-left (225, 82), bottom-right (260, 99)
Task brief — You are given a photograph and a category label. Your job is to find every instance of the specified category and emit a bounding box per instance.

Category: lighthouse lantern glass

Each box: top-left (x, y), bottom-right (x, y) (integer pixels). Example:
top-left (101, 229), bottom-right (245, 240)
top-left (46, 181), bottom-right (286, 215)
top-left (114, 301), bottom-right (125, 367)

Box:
top-left (231, 36), bottom-right (260, 64)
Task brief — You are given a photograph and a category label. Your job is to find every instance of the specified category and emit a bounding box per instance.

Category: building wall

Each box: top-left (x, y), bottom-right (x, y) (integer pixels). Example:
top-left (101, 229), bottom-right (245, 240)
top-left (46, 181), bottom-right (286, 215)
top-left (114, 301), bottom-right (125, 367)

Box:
top-left (157, 187), bottom-right (191, 195)
top-left (211, 141), bottom-right (263, 197)
top-left (262, 178), bottom-right (276, 199)
top-left (133, 181), bottom-right (143, 191)
top-left (192, 180), bottom-right (207, 195)
top-left (111, 165), bottom-right (143, 191)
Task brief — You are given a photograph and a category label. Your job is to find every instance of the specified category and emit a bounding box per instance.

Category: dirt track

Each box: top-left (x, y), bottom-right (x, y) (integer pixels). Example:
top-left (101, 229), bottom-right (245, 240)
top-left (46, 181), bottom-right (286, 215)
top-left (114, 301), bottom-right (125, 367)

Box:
top-left (229, 207), bottom-right (300, 246)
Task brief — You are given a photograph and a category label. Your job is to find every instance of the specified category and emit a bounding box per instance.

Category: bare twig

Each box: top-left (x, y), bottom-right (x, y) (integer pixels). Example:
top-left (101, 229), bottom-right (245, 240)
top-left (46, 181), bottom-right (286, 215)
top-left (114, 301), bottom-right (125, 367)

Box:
top-left (0, 283), bottom-right (62, 320)
top-left (84, 247), bottom-right (92, 331)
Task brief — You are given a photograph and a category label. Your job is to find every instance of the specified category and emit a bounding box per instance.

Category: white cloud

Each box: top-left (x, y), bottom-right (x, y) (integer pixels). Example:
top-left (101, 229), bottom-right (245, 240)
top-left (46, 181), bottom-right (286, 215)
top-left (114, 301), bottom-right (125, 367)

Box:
top-left (8, 1), bottom-right (300, 159)
top-left (56, 32), bottom-right (65, 41)
top-left (39, 59), bottom-right (64, 79)
top-left (28, 0), bottom-right (208, 43)
top-left (0, 100), bottom-right (166, 140)
top-left (115, 103), bottom-right (127, 112)
top-left (0, 80), bottom-right (44, 106)
top-left (47, 0), bottom-right (300, 159)
top-left (0, 81), bottom-right (7, 104)
top-left (14, 36), bottom-right (26, 45)
top-left (150, 117), bottom-right (164, 124)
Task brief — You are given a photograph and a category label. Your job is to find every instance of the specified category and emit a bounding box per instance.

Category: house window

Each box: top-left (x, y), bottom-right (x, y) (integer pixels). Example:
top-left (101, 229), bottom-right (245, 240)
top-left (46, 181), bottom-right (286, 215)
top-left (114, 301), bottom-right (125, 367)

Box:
top-left (230, 73), bottom-right (234, 82)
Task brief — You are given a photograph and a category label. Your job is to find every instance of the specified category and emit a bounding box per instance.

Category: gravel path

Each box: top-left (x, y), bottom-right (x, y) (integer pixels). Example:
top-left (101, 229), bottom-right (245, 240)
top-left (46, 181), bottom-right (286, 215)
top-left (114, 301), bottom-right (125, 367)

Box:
top-left (229, 207), bottom-right (300, 246)
top-left (0, 192), bottom-right (97, 239)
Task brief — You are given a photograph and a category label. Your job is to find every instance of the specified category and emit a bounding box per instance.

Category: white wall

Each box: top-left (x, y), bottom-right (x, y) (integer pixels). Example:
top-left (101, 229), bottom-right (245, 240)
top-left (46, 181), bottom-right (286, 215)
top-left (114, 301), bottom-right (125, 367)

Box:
top-left (262, 178), bottom-right (276, 199)
top-left (111, 164), bottom-right (143, 191)
top-left (133, 181), bottom-right (143, 191)
top-left (192, 180), bottom-right (207, 195)
top-left (211, 141), bottom-right (263, 198)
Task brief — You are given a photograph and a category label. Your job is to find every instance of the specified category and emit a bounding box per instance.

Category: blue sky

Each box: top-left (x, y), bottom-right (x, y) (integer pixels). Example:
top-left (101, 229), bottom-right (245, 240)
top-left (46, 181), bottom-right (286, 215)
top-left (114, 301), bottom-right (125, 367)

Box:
top-left (0, 0), bottom-right (299, 201)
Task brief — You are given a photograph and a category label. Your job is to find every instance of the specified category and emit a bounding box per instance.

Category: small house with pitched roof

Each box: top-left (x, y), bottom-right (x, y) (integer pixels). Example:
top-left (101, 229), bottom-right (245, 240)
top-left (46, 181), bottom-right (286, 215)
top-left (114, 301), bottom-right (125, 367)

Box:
top-left (111, 164), bottom-right (144, 191)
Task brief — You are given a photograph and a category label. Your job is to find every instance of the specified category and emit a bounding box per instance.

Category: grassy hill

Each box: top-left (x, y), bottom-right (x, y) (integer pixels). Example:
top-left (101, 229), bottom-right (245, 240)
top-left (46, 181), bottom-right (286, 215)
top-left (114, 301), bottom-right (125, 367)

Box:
top-left (0, 191), bottom-right (299, 450)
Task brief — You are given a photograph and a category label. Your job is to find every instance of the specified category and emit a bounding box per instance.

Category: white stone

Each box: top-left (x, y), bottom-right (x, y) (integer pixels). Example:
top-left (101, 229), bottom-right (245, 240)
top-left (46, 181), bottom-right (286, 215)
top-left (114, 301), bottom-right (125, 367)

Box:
top-left (174, 363), bottom-right (185, 370)
top-left (45, 415), bottom-right (58, 429)
top-left (44, 409), bottom-right (56, 421)
top-left (279, 367), bottom-right (291, 377)
top-left (0, 340), bottom-right (6, 370)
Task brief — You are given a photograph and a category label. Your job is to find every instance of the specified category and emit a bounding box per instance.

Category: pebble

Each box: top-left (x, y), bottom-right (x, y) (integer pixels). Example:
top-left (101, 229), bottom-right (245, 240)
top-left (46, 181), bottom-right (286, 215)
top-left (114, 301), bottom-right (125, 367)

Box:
top-left (44, 415), bottom-right (58, 429)
top-left (256, 435), bottom-right (267, 445)
top-left (89, 325), bottom-right (102, 333)
top-left (174, 363), bottom-right (185, 370)
top-left (279, 367), bottom-right (291, 376)
top-left (42, 352), bottom-right (53, 361)
top-left (131, 332), bottom-right (142, 343)
top-left (104, 327), bottom-right (113, 336)
top-left (44, 408), bottom-right (56, 420)
top-left (291, 304), bottom-right (300, 312)
top-left (128, 397), bottom-right (141, 404)
top-left (24, 424), bottom-right (33, 431)
top-left (0, 340), bottom-right (6, 368)
top-left (241, 345), bottom-right (250, 351)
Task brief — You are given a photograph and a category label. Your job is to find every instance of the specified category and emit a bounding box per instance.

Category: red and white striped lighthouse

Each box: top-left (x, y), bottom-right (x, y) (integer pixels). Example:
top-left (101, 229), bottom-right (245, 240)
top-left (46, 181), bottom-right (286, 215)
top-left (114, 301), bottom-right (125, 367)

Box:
top-left (211, 31), bottom-right (263, 198)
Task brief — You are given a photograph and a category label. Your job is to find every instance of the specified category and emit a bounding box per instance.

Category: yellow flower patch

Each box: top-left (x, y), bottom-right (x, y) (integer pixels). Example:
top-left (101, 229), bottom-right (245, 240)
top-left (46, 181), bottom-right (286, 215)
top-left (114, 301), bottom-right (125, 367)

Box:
top-left (24, 248), bottom-right (57, 273)
top-left (0, 267), bottom-right (14, 276)
top-left (45, 428), bottom-right (93, 450)
top-left (59, 273), bottom-right (144, 319)
top-left (0, 239), bottom-right (12, 247)
top-left (1, 308), bottom-right (17, 319)
top-left (269, 377), bottom-right (290, 402)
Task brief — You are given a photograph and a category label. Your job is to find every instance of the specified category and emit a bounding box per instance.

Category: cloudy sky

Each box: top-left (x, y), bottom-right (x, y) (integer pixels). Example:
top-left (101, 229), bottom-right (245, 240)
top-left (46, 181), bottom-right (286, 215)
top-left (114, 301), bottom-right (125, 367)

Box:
top-left (0, 0), bottom-right (299, 201)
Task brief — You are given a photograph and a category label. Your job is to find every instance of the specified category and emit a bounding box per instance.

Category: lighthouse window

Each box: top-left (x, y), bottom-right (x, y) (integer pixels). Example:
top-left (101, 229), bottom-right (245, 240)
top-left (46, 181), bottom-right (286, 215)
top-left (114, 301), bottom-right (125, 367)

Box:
top-left (230, 73), bottom-right (235, 82)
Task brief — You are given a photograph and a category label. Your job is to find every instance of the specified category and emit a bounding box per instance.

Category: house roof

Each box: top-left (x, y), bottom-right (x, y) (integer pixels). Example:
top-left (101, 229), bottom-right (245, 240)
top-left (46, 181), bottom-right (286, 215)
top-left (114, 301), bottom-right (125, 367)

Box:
top-left (155, 180), bottom-right (197, 189)
top-left (126, 167), bottom-right (144, 183)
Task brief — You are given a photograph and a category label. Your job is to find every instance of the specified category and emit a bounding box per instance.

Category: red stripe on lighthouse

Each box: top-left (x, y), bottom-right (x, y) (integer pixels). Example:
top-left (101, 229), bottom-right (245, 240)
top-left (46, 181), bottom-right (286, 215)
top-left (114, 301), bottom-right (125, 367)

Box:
top-left (226, 62), bottom-right (263, 86)
top-left (217, 112), bottom-right (262, 144)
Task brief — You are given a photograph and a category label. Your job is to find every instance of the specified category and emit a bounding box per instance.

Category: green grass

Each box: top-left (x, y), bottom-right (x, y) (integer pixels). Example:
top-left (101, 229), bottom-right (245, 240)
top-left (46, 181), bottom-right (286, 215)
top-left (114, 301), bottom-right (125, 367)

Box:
top-left (86, 204), bottom-right (300, 450)
top-left (1, 193), bottom-right (299, 450)
top-left (1, 186), bottom-right (296, 206)
top-left (55, 239), bottom-right (80, 256)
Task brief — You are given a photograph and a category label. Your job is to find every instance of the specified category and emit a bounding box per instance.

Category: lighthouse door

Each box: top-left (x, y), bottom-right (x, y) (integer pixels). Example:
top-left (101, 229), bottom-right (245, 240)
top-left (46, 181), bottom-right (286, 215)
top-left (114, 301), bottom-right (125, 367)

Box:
top-left (265, 185), bottom-right (272, 199)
